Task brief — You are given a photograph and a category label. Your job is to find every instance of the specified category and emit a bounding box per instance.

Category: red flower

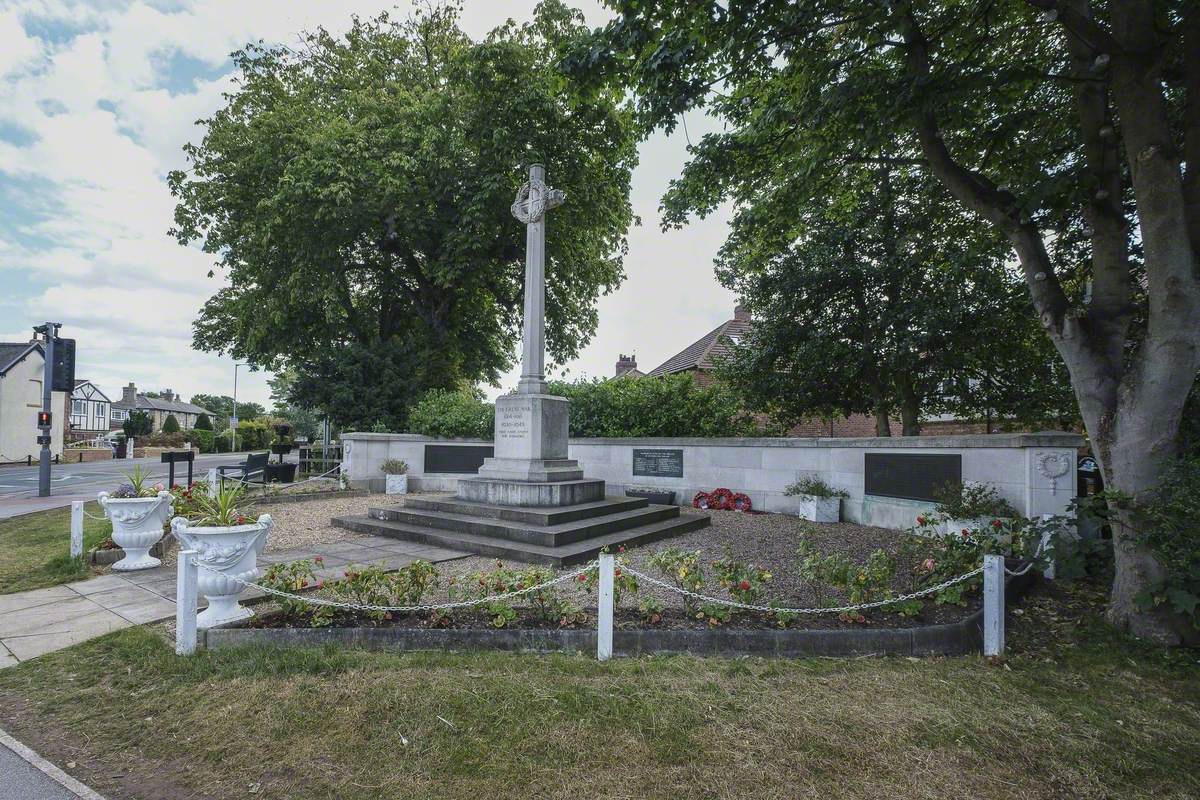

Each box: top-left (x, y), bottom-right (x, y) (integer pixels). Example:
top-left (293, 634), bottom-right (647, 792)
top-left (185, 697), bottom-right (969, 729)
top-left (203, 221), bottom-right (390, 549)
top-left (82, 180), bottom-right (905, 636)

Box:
top-left (314, 555), bottom-right (324, 564)
top-left (961, 529), bottom-right (970, 538)
top-left (990, 519), bottom-right (1003, 529)
top-left (916, 515), bottom-right (927, 526)
top-left (738, 580), bottom-right (751, 591)
top-left (577, 574), bottom-right (587, 582)
top-left (614, 569), bottom-right (622, 577)
top-left (617, 545), bottom-right (626, 553)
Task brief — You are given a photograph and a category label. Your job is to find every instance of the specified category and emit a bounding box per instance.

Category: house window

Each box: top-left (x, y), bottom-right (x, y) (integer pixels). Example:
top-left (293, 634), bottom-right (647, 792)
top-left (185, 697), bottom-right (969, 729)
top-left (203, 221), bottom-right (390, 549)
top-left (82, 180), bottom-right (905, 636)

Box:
top-left (72, 400), bottom-right (84, 414)
top-left (111, 409), bottom-right (127, 421)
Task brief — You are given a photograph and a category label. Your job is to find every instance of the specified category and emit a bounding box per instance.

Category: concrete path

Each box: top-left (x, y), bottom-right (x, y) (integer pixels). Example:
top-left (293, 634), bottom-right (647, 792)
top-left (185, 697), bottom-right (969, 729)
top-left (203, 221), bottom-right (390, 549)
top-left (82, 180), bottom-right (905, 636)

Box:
top-left (0, 536), bottom-right (468, 666)
top-left (0, 729), bottom-right (106, 799)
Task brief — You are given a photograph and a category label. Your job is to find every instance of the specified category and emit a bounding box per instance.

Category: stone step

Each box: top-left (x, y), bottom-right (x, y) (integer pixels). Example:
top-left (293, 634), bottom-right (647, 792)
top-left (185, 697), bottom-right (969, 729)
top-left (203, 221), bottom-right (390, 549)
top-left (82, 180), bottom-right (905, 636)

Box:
top-left (456, 477), bottom-right (605, 507)
top-left (404, 494), bottom-right (651, 526)
top-left (331, 512), bottom-right (711, 567)
top-left (369, 503), bottom-right (681, 547)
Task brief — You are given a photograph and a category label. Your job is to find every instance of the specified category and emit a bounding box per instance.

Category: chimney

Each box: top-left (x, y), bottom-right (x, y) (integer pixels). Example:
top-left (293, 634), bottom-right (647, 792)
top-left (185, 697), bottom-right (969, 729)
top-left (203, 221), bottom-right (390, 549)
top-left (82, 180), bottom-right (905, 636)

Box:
top-left (615, 353), bottom-right (638, 377)
top-left (163, 389), bottom-right (175, 402)
top-left (734, 303), bottom-right (750, 322)
top-left (122, 382), bottom-right (137, 405)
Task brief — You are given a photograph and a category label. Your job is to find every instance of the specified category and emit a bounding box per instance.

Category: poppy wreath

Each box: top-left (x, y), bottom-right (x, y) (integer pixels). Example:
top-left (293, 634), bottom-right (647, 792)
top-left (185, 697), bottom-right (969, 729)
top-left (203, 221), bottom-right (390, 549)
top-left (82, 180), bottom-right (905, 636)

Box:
top-left (692, 491), bottom-right (712, 509)
top-left (707, 487), bottom-right (735, 510)
top-left (729, 493), bottom-right (752, 512)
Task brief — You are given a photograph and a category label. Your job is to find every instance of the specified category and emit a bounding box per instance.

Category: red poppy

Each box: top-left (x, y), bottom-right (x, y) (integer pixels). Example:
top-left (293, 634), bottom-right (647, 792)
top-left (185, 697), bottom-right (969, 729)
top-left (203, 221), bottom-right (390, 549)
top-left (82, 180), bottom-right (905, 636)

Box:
top-left (916, 515), bottom-right (927, 526)
top-left (990, 519), bottom-right (1003, 529)
top-left (738, 580), bottom-right (751, 591)
top-left (614, 569), bottom-right (622, 578)
top-left (577, 574), bottom-right (587, 582)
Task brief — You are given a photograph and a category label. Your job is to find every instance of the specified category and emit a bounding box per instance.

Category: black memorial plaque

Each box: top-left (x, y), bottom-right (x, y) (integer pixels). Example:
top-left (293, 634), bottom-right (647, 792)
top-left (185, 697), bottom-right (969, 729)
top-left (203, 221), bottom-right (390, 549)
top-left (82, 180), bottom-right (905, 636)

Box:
top-left (864, 452), bottom-right (961, 502)
top-left (632, 448), bottom-right (684, 478)
top-left (424, 444), bottom-right (494, 474)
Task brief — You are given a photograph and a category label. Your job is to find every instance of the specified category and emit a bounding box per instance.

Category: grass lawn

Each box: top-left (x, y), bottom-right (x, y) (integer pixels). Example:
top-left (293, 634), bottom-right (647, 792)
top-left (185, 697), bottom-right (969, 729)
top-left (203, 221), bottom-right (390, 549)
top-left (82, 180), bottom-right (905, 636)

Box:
top-left (0, 580), bottom-right (1196, 800)
top-left (0, 502), bottom-right (112, 594)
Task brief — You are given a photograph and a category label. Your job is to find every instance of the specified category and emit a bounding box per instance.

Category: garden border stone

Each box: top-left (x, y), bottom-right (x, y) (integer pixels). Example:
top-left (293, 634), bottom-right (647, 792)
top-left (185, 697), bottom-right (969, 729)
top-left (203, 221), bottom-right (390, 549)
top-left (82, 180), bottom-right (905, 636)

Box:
top-left (244, 489), bottom-right (369, 507)
top-left (200, 570), bottom-right (1036, 658)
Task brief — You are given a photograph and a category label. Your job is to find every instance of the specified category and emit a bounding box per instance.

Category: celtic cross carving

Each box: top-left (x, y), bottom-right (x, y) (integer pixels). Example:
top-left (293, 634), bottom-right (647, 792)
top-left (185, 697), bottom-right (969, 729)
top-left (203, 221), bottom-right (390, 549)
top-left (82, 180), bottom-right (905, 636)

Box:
top-left (511, 178), bottom-right (565, 224)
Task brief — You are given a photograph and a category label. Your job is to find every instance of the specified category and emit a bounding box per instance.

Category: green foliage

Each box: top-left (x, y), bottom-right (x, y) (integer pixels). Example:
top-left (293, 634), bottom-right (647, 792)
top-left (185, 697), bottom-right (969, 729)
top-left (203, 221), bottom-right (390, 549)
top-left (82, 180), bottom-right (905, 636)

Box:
top-left (122, 410), bottom-right (152, 438)
top-left (188, 482), bottom-right (249, 527)
top-left (580, 547), bottom-right (639, 607)
top-left (193, 413), bottom-right (213, 431)
top-left (796, 538), bottom-right (917, 620)
top-left (259, 559), bottom-right (333, 627)
top-left (408, 388), bottom-right (494, 439)
top-left (448, 561), bottom-right (582, 628)
top-left (189, 395), bottom-right (263, 428)
top-left (188, 429), bottom-right (216, 454)
top-left (784, 475), bottom-right (847, 499)
top-left (549, 373), bottom-right (770, 438)
top-left (932, 482), bottom-right (1020, 521)
top-left (161, 414), bottom-right (180, 434)
top-left (267, 370), bottom-right (322, 440)
top-left (1138, 457), bottom-right (1200, 629)
top-left (647, 547), bottom-right (705, 617)
top-left (112, 465), bottom-right (161, 499)
top-left (170, 3), bottom-right (638, 432)
top-left (710, 555), bottom-right (772, 607)
top-left (236, 420), bottom-right (273, 450)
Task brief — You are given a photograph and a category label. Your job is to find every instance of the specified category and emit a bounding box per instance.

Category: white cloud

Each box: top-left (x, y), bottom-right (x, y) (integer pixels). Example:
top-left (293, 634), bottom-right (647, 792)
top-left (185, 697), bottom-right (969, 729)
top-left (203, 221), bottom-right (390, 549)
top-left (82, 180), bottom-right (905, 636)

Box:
top-left (0, 0), bottom-right (735, 411)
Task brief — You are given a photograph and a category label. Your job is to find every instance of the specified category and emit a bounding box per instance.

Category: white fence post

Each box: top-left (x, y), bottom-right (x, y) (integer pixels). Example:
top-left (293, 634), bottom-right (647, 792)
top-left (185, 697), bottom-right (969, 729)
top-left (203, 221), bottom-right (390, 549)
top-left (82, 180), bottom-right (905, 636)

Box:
top-left (176, 549), bottom-right (199, 656)
top-left (597, 554), bottom-right (614, 662)
top-left (206, 468), bottom-right (219, 498)
top-left (1039, 514), bottom-right (1056, 580)
top-left (126, 437), bottom-right (135, 459)
top-left (983, 554), bottom-right (1005, 657)
top-left (70, 501), bottom-right (83, 559)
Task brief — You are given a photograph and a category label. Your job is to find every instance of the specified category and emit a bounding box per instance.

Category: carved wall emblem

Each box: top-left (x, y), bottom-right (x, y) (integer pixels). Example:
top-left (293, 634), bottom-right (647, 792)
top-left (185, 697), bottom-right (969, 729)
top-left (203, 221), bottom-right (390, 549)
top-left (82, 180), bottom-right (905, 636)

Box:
top-left (1035, 451), bottom-right (1072, 495)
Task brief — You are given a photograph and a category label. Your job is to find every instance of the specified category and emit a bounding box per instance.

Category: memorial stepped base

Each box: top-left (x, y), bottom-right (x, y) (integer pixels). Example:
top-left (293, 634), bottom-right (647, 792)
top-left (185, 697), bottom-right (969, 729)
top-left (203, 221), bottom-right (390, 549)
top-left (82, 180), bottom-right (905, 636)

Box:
top-left (332, 494), bottom-right (709, 566)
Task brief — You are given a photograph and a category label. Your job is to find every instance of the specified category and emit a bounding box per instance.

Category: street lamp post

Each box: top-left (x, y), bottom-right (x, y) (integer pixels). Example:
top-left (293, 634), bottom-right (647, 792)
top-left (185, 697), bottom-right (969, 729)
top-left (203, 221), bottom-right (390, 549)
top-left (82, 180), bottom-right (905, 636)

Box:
top-left (230, 363), bottom-right (242, 452)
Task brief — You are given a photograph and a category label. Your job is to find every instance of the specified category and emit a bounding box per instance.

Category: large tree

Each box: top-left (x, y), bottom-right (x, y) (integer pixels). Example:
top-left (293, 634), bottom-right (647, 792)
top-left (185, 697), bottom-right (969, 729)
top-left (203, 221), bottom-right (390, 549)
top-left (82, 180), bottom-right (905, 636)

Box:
top-left (716, 163), bottom-right (1073, 435)
top-left (170, 2), bottom-right (637, 431)
top-left (572, 1), bottom-right (1199, 642)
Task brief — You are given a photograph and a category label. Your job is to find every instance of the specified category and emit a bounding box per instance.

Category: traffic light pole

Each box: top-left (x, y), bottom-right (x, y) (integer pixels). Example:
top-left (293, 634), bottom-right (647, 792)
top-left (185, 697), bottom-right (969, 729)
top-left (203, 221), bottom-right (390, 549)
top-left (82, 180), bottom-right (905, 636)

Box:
top-left (36, 322), bottom-right (60, 498)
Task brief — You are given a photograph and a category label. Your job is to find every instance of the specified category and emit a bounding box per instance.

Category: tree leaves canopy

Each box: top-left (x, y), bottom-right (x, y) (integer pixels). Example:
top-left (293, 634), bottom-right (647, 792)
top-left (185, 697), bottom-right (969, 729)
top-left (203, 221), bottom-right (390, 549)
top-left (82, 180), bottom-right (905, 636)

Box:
top-left (171, 2), bottom-right (638, 430)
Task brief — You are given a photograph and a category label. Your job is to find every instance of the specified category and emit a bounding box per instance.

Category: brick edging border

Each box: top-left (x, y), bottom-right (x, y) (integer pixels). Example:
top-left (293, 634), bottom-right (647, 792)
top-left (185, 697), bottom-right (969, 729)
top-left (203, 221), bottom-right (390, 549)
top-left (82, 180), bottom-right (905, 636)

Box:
top-left (201, 571), bottom-right (1036, 658)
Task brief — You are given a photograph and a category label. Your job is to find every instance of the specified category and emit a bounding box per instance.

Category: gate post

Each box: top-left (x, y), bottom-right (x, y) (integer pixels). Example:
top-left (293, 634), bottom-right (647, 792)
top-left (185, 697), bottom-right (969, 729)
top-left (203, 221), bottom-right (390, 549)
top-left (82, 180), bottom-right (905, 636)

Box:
top-left (70, 501), bottom-right (84, 559)
top-left (176, 549), bottom-right (199, 656)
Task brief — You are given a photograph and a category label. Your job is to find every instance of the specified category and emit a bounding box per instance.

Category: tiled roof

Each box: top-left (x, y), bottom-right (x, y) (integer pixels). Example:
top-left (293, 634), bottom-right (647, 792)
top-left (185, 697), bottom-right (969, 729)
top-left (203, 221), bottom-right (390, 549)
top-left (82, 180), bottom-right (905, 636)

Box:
top-left (0, 342), bottom-right (40, 376)
top-left (646, 317), bottom-right (752, 377)
top-left (136, 396), bottom-right (214, 416)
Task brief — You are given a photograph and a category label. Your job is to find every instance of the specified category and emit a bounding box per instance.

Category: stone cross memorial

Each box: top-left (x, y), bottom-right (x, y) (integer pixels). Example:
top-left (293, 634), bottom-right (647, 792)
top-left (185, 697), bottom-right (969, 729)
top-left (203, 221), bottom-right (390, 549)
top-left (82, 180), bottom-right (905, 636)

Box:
top-left (471, 163), bottom-right (589, 496)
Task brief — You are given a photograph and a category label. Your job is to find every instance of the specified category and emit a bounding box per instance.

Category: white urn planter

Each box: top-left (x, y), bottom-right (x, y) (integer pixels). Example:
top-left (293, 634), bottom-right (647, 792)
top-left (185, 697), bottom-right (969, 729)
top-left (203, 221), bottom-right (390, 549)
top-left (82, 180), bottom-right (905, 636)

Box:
top-left (171, 515), bottom-right (273, 629)
top-left (793, 494), bottom-right (841, 523)
top-left (97, 490), bottom-right (174, 571)
top-left (385, 473), bottom-right (408, 495)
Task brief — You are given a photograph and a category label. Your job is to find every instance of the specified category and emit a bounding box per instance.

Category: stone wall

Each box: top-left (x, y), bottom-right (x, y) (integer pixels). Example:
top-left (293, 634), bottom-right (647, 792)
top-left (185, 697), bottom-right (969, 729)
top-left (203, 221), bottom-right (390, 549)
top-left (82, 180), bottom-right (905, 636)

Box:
top-left (63, 447), bottom-right (112, 463)
top-left (342, 432), bottom-right (1084, 529)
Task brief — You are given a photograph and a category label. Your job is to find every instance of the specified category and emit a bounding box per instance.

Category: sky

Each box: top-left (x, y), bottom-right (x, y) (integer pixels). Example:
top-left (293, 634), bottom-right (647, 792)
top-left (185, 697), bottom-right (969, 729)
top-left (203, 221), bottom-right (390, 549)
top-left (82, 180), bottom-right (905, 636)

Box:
top-left (0, 0), bottom-right (735, 410)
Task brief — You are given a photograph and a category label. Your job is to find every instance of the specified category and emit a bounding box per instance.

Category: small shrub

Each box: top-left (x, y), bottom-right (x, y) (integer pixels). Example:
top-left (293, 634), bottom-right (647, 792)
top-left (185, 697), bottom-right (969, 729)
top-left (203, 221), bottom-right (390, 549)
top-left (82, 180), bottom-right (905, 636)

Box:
top-left (932, 481), bottom-right (1019, 520)
top-left (260, 559), bottom-right (333, 627)
top-left (784, 475), bottom-right (848, 498)
top-left (580, 546), bottom-right (639, 607)
top-left (189, 429), bottom-right (215, 453)
top-left (647, 547), bottom-right (706, 617)
top-left (449, 560), bottom-right (580, 628)
top-left (1136, 456), bottom-right (1200, 629)
top-left (162, 414), bottom-right (180, 433)
top-left (381, 459), bottom-right (408, 475)
top-left (796, 537), bottom-right (919, 620)
top-left (409, 388), bottom-right (495, 439)
top-left (638, 596), bottom-right (664, 624)
top-left (194, 413), bottom-right (213, 430)
top-left (710, 555), bottom-right (772, 606)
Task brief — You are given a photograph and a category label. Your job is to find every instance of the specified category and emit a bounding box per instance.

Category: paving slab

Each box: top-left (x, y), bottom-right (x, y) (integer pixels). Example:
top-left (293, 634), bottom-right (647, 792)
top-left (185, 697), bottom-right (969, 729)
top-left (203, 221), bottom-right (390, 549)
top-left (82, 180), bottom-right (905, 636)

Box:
top-left (0, 597), bottom-right (103, 638)
top-left (0, 586), bottom-right (76, 615)
top-left (108, 597), bottom-right (178, 625)
top-left (65, 574), bottom-right (138, 595)
top-left (3, 609), bottom-right (130, 661)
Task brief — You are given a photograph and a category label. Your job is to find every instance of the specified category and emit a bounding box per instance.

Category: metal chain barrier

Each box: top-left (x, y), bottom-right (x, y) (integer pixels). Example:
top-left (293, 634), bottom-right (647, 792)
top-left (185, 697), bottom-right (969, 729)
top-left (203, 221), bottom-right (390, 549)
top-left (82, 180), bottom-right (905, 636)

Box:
top-left (194, 559), bottom-right (599, 614)
top-left (617, 564), bottom-right (985, 615)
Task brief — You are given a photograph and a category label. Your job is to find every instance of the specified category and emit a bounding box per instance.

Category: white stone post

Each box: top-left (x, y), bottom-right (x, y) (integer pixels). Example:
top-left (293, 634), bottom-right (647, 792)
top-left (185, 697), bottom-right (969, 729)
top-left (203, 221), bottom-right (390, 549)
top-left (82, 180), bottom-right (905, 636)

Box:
top-left (70, 501), bottom-right (83, 559)
top-left (597, 553), bottom-right (615, 661)
top-left (1039, 514), bottom-right (1056, 580)
top-left (206, 468), bottom-right (219, 498)
top-left (983, 554), bottom-right (1005, 657)
top-left (126, 437), bottom-right (135, 459)
top-left (176, 549), bottom-right (199, 656)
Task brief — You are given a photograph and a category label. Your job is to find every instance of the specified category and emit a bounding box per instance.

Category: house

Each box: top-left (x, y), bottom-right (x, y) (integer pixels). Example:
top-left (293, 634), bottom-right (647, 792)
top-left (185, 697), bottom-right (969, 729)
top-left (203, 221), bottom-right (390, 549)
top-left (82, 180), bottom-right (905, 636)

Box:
top-left (110, 383), bottom-right (215, 433)
top-left (644, 303), bottom-right (882, 436)
top-left (612, 354), bottom-right (644, 378)
top-left (0, 341), bottom-right (66, 461)
top-left (69, 380), bottom-right (111, 436)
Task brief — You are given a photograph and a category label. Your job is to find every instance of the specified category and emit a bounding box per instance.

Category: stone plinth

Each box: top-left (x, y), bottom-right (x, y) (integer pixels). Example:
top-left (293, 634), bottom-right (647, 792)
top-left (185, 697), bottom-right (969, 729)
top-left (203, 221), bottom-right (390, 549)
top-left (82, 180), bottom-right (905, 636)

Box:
top-left (475, 393), bottom-right (583, 483)
top-left (457, 477), bottom-right (605, 507)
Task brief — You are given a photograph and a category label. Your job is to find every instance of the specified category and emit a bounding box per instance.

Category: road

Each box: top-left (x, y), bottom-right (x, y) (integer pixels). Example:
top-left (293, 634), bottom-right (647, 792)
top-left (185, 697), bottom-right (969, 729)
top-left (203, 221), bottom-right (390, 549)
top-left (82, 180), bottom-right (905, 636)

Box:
top-left (0, 453), bottom-right (253, 519)
top-left (0, 730), bottom-right (104, 799)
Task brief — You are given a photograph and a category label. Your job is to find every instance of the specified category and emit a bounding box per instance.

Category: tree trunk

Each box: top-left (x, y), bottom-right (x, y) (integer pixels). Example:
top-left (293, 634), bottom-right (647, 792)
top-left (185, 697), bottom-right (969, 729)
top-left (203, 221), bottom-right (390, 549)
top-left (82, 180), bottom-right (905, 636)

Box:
top-left (874, 406), bottom-right (891, 437)
top-left (897, 377), bottom-right (921, 436)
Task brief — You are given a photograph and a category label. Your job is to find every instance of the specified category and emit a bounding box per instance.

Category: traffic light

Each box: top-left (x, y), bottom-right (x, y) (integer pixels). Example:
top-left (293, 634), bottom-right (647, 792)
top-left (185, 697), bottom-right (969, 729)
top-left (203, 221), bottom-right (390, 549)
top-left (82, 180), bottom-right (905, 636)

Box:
top-left (37, 410), bottom-right (52, 428)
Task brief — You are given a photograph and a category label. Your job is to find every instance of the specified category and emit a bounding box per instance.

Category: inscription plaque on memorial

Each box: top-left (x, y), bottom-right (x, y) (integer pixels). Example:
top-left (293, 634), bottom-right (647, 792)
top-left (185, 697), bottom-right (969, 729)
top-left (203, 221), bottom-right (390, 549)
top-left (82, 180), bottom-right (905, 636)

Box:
top-left (425, 444), bottom-right (494, 474)
top-left (864, 452), bottom-right (961, 502)
top-left (632, 448), bottom-right (684, 478)
top-left (497, 399), bottom-right (531, 442)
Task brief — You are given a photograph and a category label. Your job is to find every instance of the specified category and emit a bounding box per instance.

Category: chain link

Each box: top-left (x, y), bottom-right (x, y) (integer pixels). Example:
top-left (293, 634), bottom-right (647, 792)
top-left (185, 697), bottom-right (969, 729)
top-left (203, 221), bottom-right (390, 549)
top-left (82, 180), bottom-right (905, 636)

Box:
top-left (193, 559), bottom-right (599, 613)
top-left (617, 564), bottom-right (985, 615)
